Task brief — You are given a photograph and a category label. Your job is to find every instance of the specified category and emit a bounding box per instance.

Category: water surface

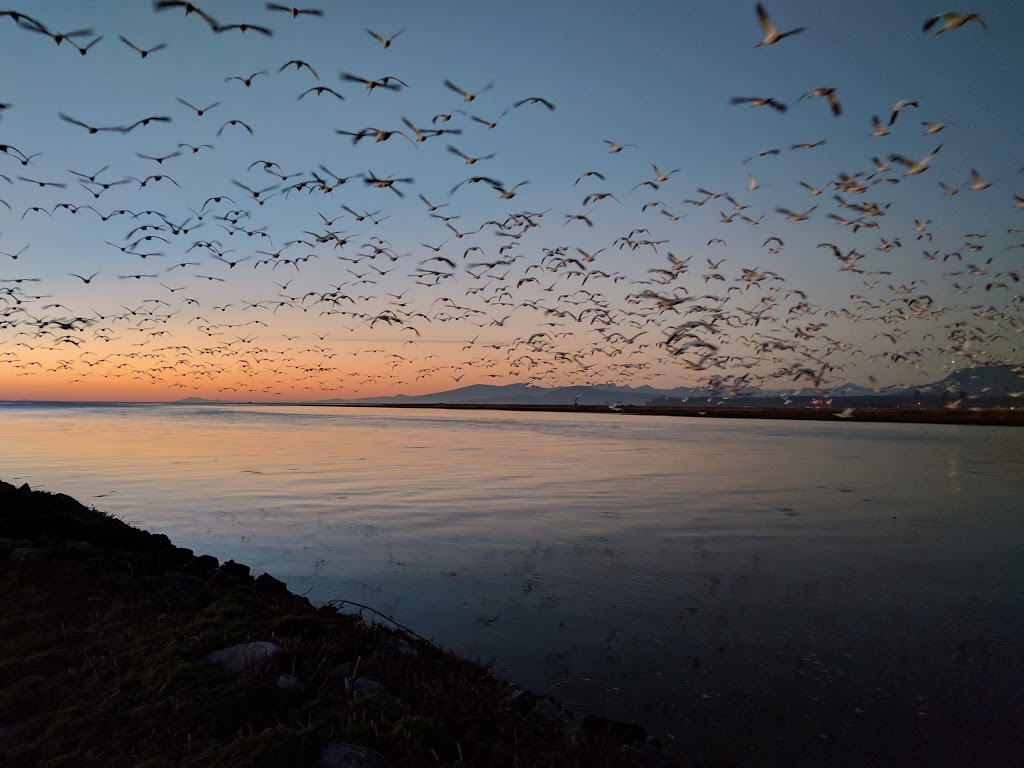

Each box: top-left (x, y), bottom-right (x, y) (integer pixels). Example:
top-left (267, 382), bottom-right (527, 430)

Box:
top-left (2, 403), bottom-right (1022, 766)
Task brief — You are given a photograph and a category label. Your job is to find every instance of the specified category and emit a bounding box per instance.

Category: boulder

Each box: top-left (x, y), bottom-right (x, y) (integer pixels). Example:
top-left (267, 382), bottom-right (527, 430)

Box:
top-left (203, 641), bottom-right (282, 675)
top-left (317, 742), bottom-right (390, 768)
top-left (350, 677), bottom-right (385, 700)
top-left (276, 673), bottom-right (305, 692)
top-left (10, 547), bottom-right (52, 561)
top-left (254, 572), bottom-right (290, 597)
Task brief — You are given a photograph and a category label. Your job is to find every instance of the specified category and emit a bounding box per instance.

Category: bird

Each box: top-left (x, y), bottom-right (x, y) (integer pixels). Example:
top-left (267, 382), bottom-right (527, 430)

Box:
top-left (776, 205), bottom-right (817, 222)
top-left (176, 97), bottom-right (220, 116)
top-left (266, 3), bottom-right (324, 17)
top-left (118, 35), bottom-right (166, 58)
top-left (799, 87), bottom-right (841, 117)
top-left (922, 12), bottom-right (986, 34)
top-left (152, 1), bottom-right (219, 31)
top-left (366, 28), bottom-right (405, 48)
top-left (889, 144), bottom-right (942, 176)
top-left (651, 164), bottom-right (680, 182)
top-left (68, 271), bottom-right (100, 284)
top-left (512, 96), bottom-right (556, 111)
top-left (968, 168), bottom-right (998, 191)
top-left (122, 115), bottom-right (172, 132)
top-left (869, 115), bottom-right (890, 137)
top-left (447, 145), bottom-right (495, 165)
top-left (888, 99), bottom-right (918, 126)
top-left (215, 22), bottom-right (274, 37)
top-left (280, 59), bottom-right (319, 79)
top-left (226, 71), bottom-right (267, 87)
top-left (58, 112), bottom-right (123, 134)
top-left (730, 96), bottom-right (788, 113)
top-left (298, 86), bottom-right (345, 101)
top-left (444, 79), bottom-right (493, 102)
top-left (604, 139), bottom-right (637, 153)
top-left (217, 119), bottom-right (254, 136)
top-left (341, 72), bottom-right (407, 93)
top-left (754, 3), bottom-right (806, 46)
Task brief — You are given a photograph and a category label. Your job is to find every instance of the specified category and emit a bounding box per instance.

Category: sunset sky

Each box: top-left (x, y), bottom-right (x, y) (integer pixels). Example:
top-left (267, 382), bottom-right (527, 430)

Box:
top-left (1, 0), bottom-right (1021, 401)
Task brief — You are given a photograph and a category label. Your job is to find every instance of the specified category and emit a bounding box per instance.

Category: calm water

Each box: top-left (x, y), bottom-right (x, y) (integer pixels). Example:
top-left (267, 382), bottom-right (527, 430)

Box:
top-left (2, 403), bottom-right (1022, 766)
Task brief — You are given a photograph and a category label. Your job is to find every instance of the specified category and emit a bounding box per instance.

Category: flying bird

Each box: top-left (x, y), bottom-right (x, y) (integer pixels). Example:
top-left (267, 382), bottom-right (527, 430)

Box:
top-left (217, 119), bottom-right (254, 135)
top-left (888, 99), bottom-right (918, 126)
top-left (298, 85), bottom-right (344, 101)
top-left (730, 96), bottom-right (788, 112)
top-left (118, 35), bottom-right (166, 58)
top-left (215, 22), bottom-right (274, 37)
top-left (226, 71), bottom-right (267, 87)
top-left (266, 3), bottom-right (324, 17)
top-left (799, 87), bottom-right (841, 117)
top-left (176, 97), bottom-right (220, 116)
top-left (68, 271), bottom-right (100, 284)
top-left (366, 28), bottom-right (404, 48)
top-left (280, 59), bottom-right (319, 79)
top-left (512, 96), bottom-right (556, 111)
top-left (755, 3), bottom-right (806, 46)
top-left (889, 144), bottom-right (942, 176)
top-left (922, 12), bottom-right (986, 34)
top-left (444, 79), bottom-right (493, 102)
top-left (604, 139), bottom-right (637, 153)
top-left (152, 1), bottom-right (219, 30)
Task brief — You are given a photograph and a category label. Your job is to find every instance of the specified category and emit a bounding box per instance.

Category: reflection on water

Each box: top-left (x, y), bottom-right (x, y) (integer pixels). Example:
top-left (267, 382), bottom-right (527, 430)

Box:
top-left (2, 402), bottom-right (1023, 766)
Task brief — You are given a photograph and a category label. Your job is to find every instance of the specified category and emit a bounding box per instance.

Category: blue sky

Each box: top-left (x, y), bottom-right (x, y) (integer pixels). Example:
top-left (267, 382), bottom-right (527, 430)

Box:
top-left (1, 1), bottom-right (1022, 399)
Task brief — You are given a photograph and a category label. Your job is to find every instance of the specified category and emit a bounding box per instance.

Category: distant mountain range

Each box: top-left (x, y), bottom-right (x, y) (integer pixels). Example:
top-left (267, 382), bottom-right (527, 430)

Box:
top-left (168, 364), bottom-right (1022, 407)
top-left (308, 364), bottom-right (1024, 407)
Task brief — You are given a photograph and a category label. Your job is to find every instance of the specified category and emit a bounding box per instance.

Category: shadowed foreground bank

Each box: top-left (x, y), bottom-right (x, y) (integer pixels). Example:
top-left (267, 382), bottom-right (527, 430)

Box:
top-left (0, 480), bottom-right (670, 768)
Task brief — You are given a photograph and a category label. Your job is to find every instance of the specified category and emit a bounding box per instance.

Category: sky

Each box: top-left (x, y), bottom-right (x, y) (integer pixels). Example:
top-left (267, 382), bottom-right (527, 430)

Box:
top-left (0, 0), bottom-right (1022, 401)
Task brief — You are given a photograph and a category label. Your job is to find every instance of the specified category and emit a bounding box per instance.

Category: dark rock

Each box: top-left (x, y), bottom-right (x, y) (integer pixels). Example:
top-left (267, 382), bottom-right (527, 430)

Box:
top-left (524, 695), bottom-right (582, 736)
top-left (328, 662), bottom-right (356, 681)
top-left (18, 483), bottom-right (31, 493)
top-left (10, 547), bottom-right (52, 561)
top-left (105, 572), bottom-right (136, 587)
top-left (163, 568), bottom-right (201, 586)
top-left (219, 559), bottom-right (251, 581)
top-left (620, 739), bottom-right (673, 764)
top-left (204, 641), bottom-right (282, 675)
top-left (374, 635), bottom-right (417, 658)
top-left (351, 677), bottom-right (385, 700)
top-left (254, 572), bottom-right (289, 597)
top-left (190, 554), bottom-right (219, 573)
top-left (584, 714), bottom-right (648, 746)
top-left (64, 540), bottom-right (96, 555)
top-left (276, 673), bottom-right (305, 692)
top-left (0, 538), bottom-right (33, 553)
top-left (317, 742), bottom-right (390, 768)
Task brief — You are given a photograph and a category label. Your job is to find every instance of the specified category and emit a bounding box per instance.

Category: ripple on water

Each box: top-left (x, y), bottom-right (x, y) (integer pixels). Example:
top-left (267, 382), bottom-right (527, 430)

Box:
top-left (935, 612), bottom-right (1019, 648)
top-left (579, 584), bottom-right (636, 603)
top-left (544, 677), bottom-right (611, 706)
top-left (631, 572), bottom-right (673, 585)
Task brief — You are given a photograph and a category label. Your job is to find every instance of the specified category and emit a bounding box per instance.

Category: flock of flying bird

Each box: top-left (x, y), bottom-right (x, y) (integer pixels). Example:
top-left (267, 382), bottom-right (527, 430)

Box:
top-left (0, 3), bottom-right (1021, 402)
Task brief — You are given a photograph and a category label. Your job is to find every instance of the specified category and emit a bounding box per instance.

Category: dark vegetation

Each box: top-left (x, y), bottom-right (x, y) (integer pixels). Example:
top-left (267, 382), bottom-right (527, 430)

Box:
top-left (0, 480), bottom-right (671, 767)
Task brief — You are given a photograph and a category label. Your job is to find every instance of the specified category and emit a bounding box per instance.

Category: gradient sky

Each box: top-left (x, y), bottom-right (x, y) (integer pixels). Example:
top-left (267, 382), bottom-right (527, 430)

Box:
top-left (1, 0), bottom-right (1021, 401)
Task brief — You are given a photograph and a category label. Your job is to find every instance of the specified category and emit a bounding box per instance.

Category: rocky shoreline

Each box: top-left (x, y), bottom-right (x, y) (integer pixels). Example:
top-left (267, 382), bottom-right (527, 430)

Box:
top-left (0, 479), bottom-right (673, 767)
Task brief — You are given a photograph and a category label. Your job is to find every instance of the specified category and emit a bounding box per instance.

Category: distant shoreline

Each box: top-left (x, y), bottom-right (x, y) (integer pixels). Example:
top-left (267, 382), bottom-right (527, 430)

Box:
top-left (5, 399), bottom-right (1022, 425)
top-left (279, 402), bottom-right (1024, 426)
